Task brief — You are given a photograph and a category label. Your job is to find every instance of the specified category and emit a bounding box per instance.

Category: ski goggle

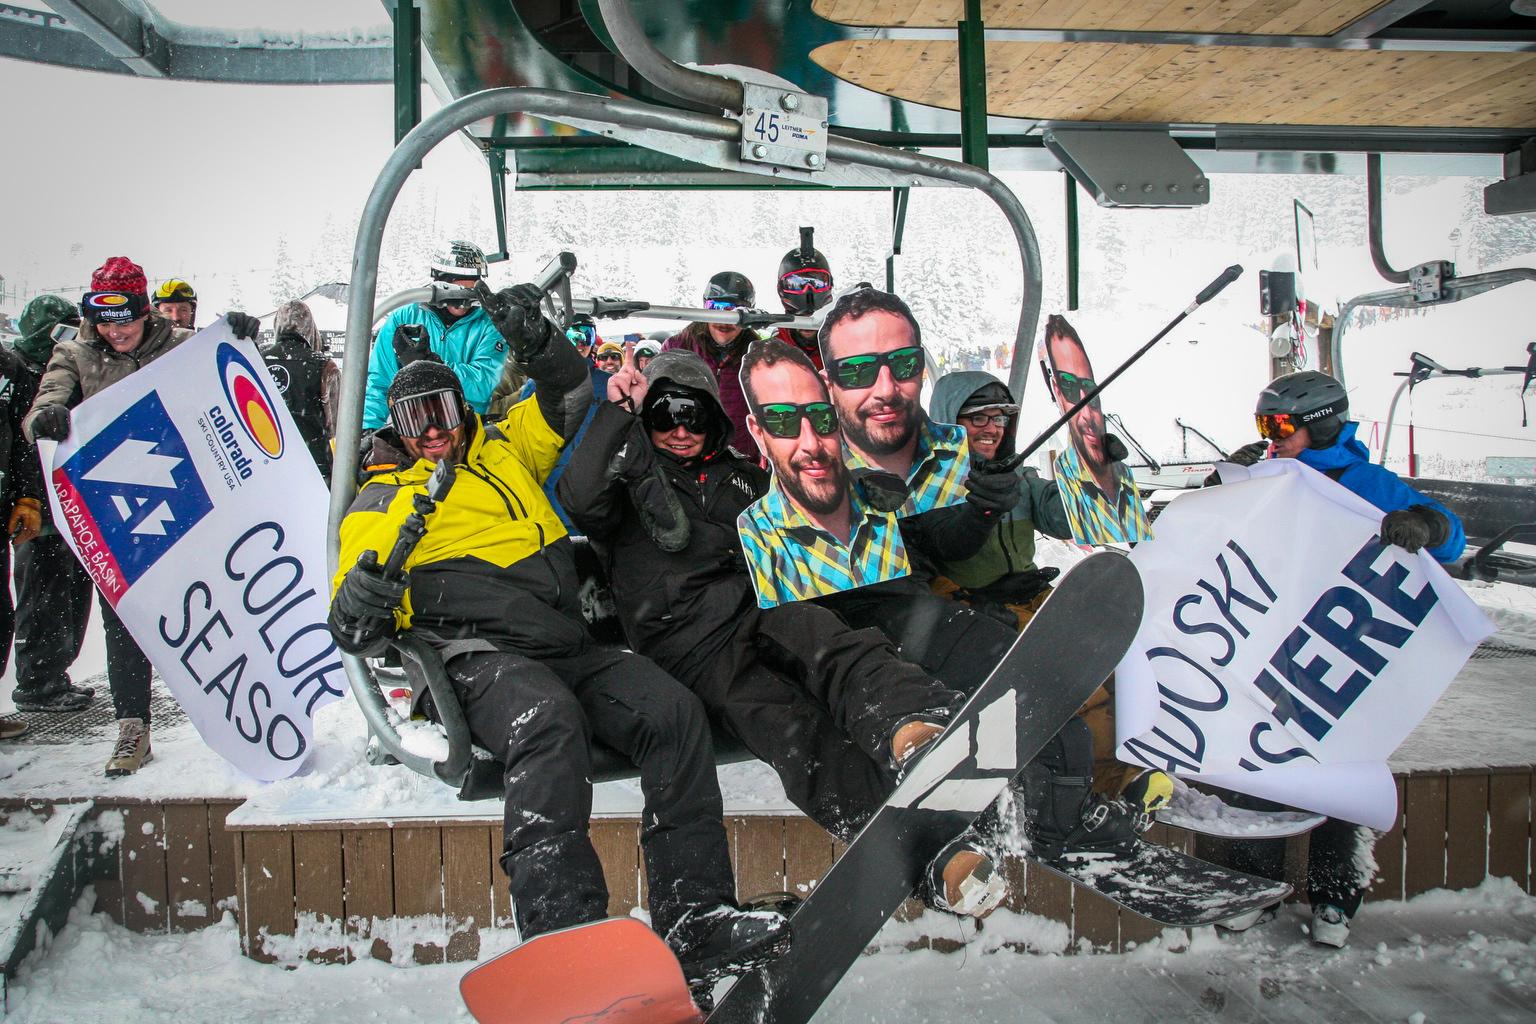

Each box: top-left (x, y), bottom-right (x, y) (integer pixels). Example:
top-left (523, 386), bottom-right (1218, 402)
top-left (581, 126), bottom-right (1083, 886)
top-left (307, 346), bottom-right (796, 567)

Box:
top-left (1255, 413), bottom-right (1298, 441)
top-left (80, 291), bottom-right (149, 325)
top-left (644, 393), bottom-right (711, 434)
top-left (154, 279), bottom-right (196, 303)
top-left (752, 401), bottom-right (838, 439)
top-left (390, 388), bottom-right (465, 438)
top-left (827, 346), bottom-right (924, 390)
top-left (1051, 369), bottom-right (1099, 405)
top-left (779, 269), bottom-right (832, 295)
top-left (704, 298), bottom-right (740, 311)
top-left (566, 324), bottom-right (597, 347)
top-left (50, 320), bottom-right (81, 344)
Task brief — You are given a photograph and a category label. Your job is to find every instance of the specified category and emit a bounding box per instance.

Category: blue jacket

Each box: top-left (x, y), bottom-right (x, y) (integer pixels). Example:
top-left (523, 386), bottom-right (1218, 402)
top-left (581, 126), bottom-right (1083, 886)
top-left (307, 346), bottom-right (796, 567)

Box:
top-left (363, 304), bottom-right (507, 429)
top-left (518, 365), bottom-right (611, 530)
top-left (1295, 422), bottom-right (1466, 564)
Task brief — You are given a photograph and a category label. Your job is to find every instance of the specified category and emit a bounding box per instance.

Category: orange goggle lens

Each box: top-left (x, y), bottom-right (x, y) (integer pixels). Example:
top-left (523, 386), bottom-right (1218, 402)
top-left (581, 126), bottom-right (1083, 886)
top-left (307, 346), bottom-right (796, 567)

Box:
top-left (1255, 413), bottom-right (1296, 441)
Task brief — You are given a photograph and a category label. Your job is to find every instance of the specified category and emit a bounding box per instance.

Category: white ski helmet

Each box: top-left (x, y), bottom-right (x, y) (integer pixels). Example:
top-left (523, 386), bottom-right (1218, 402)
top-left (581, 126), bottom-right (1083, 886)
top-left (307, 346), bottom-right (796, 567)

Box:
top-left (429, 240), bottom-right (489, 281)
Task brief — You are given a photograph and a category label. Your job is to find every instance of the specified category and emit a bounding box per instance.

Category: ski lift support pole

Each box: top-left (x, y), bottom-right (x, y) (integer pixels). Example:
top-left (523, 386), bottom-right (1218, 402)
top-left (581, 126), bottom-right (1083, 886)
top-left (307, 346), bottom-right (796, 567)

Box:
top-left (1004, 265), bottom-right (1244, 470)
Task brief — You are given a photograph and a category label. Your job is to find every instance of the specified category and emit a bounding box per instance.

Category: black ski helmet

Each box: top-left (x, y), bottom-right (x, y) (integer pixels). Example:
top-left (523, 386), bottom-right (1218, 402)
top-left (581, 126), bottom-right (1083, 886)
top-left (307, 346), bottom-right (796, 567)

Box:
top-left (777, 226), bottom-right (834, 317)
top-left (1256, 370), bottom-right (1348, 448)
top-left (703, 271), bottom-right (755, 309)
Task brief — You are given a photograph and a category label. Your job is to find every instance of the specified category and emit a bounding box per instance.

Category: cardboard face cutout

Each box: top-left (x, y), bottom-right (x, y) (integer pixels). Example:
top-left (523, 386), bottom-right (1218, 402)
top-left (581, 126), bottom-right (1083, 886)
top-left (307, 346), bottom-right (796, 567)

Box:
top-left (1039, 314), bottom-right (1153, 546)
top-left (817, 290), bottom-right (969, 517)
top-left (736, 340), bottom-right (910, 608)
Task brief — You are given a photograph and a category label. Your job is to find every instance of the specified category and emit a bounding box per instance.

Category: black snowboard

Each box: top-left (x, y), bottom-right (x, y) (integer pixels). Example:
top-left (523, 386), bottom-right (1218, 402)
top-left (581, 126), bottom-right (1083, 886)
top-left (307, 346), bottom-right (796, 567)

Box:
top-left (1026, 842), bottom-right (1292, 927)
top-left (707, 551), bottom-right (1143, 1024)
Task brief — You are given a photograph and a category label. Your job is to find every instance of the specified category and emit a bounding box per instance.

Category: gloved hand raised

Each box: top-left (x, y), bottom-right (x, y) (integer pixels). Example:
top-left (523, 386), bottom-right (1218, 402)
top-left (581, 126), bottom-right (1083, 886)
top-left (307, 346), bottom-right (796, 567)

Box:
top-left (1380, 505), bottom-right (1449, 554)
top-left (964, 462), bottom-right (1021, 518)
top-left (225, 312), bottom-right (260, 340)
top-left (1226, 440), bottom-right (1270, 467)
top-left (29, 403), bottom-right (71, 442)
top-left (392, 323), bottom-right (437, 369)
top-left (331, 549), bottom-right (407, 650)
top-left (481, 282), bottom-right (553, 362)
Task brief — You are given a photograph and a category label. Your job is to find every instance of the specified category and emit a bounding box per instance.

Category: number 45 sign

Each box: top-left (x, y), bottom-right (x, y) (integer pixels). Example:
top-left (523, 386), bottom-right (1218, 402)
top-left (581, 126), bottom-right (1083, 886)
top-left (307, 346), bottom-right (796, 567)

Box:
top-left (738, 82), bottom-right (829, 173)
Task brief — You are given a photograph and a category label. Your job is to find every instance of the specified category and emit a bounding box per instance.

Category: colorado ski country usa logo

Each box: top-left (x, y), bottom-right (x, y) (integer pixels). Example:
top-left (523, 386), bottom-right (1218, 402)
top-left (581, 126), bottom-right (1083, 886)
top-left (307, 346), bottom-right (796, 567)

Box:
top-left (52, 391), bottom-right (214, 603)
top-left (216, 342), bottom-right (285, 459)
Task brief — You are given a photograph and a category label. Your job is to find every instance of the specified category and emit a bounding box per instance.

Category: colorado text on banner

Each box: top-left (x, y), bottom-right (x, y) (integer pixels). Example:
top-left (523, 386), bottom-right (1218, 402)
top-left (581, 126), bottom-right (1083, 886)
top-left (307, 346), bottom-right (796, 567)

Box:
top-left (39, 321), bottom-right (342, 781)
top-left (1113, 458), bottom-right (1493, 830)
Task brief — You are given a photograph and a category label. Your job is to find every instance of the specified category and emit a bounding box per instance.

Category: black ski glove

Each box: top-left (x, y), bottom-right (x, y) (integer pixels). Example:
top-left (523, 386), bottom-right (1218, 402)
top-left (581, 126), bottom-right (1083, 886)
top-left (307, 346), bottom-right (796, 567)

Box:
top-left (630, 470), bottom-right (691, 553)
top-left (481, 283), bottom-right (553, 363)
top-left (392, 323), bottom-right (438, 369)
top-left (964, 463), bottom-right (1021, 519)
top-left (225, 312), bottom-right (260, 341)
top-left (1227, 440), bottom-right (1270, 467)
top-left (1380, 505), bottom-right (1449, 554)
top-left (330, 550), bottom-right (406, 654)
top-left (1102, 433), bottom-right (1129, 464)
top-left (851, 468), bottom-right (908, 514)
top-left (29, 403), bottom-right (71, 442)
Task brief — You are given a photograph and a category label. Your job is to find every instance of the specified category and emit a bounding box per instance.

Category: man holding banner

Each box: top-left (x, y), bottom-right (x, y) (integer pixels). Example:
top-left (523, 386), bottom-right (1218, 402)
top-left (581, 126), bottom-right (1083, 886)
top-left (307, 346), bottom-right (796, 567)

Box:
top-left (1118, 369), bottom-right (1481, 948)
top-left (24, 257), bottom-right (260, 776)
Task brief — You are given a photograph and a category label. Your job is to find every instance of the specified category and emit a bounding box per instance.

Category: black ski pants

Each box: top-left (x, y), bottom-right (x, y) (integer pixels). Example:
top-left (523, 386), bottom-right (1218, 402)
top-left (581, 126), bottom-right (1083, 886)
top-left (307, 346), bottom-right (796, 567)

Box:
top-left (11, 534), bottom-right (94, 699)
top-left (432, 644), bottom-right (735, 939)
top-left (0, 538), bottom-right (11, 676)
top-left (1199, 797), bottom-right (1375, 918)
top-left (683, 601), bottom-right (964, 842)
top-left (101, 597), bottom-right (154, 723)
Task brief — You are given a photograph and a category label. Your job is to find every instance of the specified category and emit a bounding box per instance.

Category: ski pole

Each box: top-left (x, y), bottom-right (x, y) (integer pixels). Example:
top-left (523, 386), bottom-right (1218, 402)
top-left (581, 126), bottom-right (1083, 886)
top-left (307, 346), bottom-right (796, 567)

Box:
top-left (1004, 264), bottom-right (1244, 470)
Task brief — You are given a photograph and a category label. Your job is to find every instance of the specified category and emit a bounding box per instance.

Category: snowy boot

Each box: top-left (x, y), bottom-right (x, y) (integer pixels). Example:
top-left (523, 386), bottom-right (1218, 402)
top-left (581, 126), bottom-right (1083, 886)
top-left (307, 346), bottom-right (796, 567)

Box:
top-left (1310, 904), bottom-right (1351, 948)
top-left (105, 718), bottom-right (153, 777)
top-left (666, 903), bottom-right (791, 987)
top-left (13, 683), bottom-right (92, 713)
top-left (1217, 903), bottom-right (1277, 933)
top-left (1020, 719), bottom-right (1139, 860)
top-left (1119, 769), bottom-right (1174, 833)
top-left (924, 838), bottom-right (1007, 919)
top-left (0, 718), bottom-right (28, 741)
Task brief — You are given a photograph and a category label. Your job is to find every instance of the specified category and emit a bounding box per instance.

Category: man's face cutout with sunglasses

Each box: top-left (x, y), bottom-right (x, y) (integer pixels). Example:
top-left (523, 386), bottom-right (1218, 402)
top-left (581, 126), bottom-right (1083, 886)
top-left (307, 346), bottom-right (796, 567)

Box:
top-left (818, 307), bottom-right (926, 466)
top-left (745, 358), bottom-right (850, 523)
top-left (1042, 328), bottom-right (1109, 473)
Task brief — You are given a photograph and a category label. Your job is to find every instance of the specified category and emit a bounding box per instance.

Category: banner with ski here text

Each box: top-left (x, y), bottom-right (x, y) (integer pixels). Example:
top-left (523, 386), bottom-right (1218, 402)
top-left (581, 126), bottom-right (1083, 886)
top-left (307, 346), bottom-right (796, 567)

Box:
top-left (1114, 459), bottom-right (1494, 830)
top-left (39, 322), bottom-right (342, 781)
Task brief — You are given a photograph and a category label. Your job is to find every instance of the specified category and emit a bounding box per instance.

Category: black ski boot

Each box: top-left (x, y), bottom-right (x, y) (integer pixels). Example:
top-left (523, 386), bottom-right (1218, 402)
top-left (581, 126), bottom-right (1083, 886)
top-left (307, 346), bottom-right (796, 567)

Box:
top-left (1019, 718), bottom-right (1141, 862)
top-left (666, 903), bottom-right (791, 989)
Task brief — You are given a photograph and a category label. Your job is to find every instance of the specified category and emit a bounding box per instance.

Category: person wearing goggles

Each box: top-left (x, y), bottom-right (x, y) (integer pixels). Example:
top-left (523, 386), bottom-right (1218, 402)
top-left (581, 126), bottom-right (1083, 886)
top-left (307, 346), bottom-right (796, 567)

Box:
top-left (152, 278), bottom-right (197, 329)
top-left (774, 227), bottom-right (835, 369)
top-left (335, 295), bottom-right (790, 986)
top-left (817, 287), bottom-right (971, 519)
top-left (1201, 372), bottom-right (1467, 950)
top-left (558, 347), bottom-right (1001, 921)
top-left (361, 239), bottom-right (504, 431)
top-left (657, 271), bottom-right (760, 454)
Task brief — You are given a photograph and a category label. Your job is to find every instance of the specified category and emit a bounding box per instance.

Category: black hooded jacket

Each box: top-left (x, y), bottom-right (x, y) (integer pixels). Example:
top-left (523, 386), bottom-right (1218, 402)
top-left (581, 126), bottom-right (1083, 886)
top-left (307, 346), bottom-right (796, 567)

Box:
top-left (558, 393), bottom-right (767, 685)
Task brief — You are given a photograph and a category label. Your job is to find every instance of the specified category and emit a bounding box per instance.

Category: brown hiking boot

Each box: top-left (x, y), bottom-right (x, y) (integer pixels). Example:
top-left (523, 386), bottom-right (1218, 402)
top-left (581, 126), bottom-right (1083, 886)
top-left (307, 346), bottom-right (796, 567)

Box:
top-left (0, 718), bottom-right (28, 741)
top-left (105, 718), bottom-right (153, 776)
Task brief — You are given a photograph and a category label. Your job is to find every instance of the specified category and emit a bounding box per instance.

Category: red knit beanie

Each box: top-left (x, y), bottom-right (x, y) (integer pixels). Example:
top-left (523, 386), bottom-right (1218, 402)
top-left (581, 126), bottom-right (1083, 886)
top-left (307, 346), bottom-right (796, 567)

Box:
top-left (90, 257), bottom-right (149, 301)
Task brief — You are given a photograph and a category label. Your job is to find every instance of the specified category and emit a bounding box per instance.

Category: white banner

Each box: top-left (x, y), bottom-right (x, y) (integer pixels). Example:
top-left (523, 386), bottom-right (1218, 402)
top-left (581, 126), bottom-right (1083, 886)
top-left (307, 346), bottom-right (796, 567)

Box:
top-left (40, 322), bottom-right (342, 780)
top-left (1114, 459), bottom-right (1494, 829)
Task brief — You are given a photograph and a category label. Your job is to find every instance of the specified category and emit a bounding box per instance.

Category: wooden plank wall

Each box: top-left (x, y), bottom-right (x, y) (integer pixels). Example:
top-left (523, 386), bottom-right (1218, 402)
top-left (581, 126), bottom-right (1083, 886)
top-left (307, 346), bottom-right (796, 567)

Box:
top-left (65, 764), bottom-right (1534, 966)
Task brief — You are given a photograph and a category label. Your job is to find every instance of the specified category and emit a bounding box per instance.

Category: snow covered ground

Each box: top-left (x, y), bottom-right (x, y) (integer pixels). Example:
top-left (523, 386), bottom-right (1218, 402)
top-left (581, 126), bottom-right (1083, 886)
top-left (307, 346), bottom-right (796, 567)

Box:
top-left (4, 876), bottom-right (1533, 1022)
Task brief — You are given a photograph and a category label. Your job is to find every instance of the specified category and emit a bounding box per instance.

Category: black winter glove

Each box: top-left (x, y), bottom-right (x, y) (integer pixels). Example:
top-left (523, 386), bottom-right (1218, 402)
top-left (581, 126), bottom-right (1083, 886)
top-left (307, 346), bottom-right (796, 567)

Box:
top-left (391, 323), bottom-right (437, 369)
top-left (481, 282), bottom-right (553, 362)
top-left (331, 550), bottom-right (407, 650)
top-left (630, 470), bottom-right (691, 553)
top-left (1227, 440), bottom-right (1270, 467)
top-left (851, 468), bottom-right (908, 514)
top-left (963, 463), bottom-right (1021, 518)
top-left (606, 429), bottom-right (657, 485)
top-left (29, 403), bottom-right (71, 442)
top-left (1380, 505), bottom-right (1449, 554)
top-left (1102, 432), bottom-right (1129, 464)
top-left (225, 312), bottom-right (260, 341)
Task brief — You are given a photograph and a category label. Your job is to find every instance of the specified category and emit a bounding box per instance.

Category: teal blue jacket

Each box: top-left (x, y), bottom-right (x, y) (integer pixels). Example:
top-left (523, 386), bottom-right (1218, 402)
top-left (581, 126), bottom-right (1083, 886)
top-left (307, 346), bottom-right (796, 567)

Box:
top-left (363, 304), bottom-right (507, 429)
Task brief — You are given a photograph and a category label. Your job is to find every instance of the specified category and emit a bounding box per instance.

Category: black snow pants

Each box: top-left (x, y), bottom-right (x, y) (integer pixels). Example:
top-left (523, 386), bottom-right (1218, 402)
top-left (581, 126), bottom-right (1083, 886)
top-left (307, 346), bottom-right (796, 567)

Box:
top-left (682, 601), bottom-right (965, 842)
top-left (428, 644), bottom-right (736, 939)
top-left (11, 533), bottom-right (94, 699)
top-left (1200, 795), bottom-right (1376, 918)
top-left (102, 597), bottom-right (154, 723)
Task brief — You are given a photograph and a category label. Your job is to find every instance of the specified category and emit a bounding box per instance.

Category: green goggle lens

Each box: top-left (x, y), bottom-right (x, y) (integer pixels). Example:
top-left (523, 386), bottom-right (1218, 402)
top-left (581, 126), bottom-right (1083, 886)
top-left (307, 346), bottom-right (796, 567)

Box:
top-left (756, 402), bottom-right (838, 439)
top-left (829, 346), bottom-right (924, 389)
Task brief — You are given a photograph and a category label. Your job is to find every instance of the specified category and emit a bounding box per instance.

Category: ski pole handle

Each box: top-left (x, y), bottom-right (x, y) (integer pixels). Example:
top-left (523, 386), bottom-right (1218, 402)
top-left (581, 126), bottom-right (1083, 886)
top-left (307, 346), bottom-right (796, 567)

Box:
top-left (1195, 264), bottom-right (1244, 307)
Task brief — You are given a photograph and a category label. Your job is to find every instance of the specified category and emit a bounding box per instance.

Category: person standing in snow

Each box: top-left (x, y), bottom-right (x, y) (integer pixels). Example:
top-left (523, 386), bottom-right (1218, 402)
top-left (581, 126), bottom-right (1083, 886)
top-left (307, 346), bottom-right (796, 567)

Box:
top-left (23, 258), bottom-right (261, 775)
top-left (660, 272), bottom-right (758, 454)
top-left (1, 307), bottom-right (49, 680)
top-left (4, 296), bottom-right (95, 715)
top-left (329, 284), bottom-right (788, 987)
top-left (1210, 370), bottom-right (1467, 947)
top-left (261, 299), bottom-right (339, 478)
top-left (558, 343), bottom-right (1006, 919)
top-left (361, 240), bottom-right (507, 431)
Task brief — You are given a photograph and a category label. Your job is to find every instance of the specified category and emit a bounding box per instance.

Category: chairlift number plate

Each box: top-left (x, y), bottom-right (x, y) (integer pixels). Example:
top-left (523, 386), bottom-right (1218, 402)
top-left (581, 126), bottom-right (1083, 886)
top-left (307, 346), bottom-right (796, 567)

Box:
top-left (738, 82), bottom-right (828, 173)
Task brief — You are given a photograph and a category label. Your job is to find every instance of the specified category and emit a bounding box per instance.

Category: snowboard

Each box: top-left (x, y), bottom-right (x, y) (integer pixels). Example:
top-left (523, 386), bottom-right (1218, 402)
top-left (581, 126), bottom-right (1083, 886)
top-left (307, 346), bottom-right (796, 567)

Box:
top-left (707, 551), bottom-right (1144, 1024)
top-left (461, 917), bottom-right (703, 1024)
top-left (1026, 841), bottom-right (1292, 927)
top-left (1157, 779), bottom-right (1325, 839)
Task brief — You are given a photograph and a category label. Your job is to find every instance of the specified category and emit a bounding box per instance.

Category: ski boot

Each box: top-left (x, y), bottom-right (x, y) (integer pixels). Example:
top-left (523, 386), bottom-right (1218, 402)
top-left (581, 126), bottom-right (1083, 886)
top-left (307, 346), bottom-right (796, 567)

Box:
top-left (1217, 903), bottom-right (1277, 933)
top-left (1310, 904), bottom-right (1350, 948)
top-left (1019, 718), bottom-right (1140, 862)
top-left (922, 838), bottom-right (1007, 919)
top-left (666, 902), bottom-right (791, 990)
top-left (1119, 769), bottom-right (1174, 832)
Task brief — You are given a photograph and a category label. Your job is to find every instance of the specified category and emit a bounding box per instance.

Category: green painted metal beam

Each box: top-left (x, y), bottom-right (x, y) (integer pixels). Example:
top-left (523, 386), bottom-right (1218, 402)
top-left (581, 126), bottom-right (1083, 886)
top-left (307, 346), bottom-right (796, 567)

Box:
top-left (393, 0), bottom-right (421, 147)
top-left (957, 0), bottom-right (988, 171)
top-left (1064, 171), bottom-right (1080, 311)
